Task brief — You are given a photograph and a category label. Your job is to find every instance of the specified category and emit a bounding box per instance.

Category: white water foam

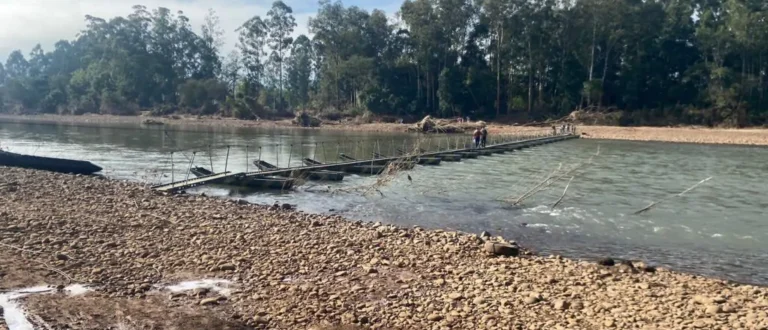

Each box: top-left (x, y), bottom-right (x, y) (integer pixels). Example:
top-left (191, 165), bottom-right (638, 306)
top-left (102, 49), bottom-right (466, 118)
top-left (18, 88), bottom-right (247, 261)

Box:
top-left (0, 285), bottom-right (92, 330)
top-left (164, 279), bottom-right (233, 296)
top-left (711, 233), bottom-right (723, 238)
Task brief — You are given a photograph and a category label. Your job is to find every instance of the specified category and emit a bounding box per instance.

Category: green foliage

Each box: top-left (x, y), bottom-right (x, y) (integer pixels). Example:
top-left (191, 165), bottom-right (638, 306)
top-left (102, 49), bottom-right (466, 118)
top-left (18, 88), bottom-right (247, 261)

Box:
top-left (3, 0), bottom-right (768, 126)
top-left (178, 79), bottom-right (227, 114)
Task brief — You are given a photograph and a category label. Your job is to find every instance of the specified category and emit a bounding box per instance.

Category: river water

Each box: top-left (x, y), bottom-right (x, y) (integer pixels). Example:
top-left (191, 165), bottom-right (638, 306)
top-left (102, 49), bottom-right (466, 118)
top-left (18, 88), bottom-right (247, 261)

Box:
top-left (2, 121), bottom-right (767, 285)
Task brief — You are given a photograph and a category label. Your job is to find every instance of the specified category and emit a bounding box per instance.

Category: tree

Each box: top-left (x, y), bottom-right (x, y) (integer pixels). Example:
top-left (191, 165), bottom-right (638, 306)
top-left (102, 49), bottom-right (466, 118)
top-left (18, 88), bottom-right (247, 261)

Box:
top-left (266, 1), bottom-right (297, 112)
top-left (0, 63), bottom-right (6, 86)
top-left (287, 35), bottom-right (313, 108)
top-left (238, 16), bottom-right (268, 90)
top-left (5, 50), bottom-right (29, 79)
top-left (199, 9), bottom-right (224, 79)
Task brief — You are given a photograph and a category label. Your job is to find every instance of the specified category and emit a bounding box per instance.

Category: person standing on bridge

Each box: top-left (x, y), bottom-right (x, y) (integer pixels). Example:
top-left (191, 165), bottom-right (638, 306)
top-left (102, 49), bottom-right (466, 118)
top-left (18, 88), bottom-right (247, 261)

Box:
top-left (473, 128), bottom-right (482, 149)
top-left (480, 126), bottom-right (488, 148)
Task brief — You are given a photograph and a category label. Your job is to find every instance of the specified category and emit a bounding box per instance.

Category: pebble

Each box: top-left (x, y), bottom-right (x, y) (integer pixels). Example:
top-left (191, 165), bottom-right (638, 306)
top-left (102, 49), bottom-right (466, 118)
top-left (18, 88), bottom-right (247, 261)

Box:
top-left (483, 242), bottom-right (519, 257)
top-left (0, 168), bottom-right (765, 330)
top-left (705, 305), bottom-right (722, 315)
top-left (199, 298), bottom-right (220, 306)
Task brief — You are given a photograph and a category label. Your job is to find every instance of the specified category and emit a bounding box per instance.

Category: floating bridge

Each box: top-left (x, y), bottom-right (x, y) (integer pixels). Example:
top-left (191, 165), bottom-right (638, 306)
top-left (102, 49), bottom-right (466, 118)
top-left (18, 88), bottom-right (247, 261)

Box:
top-left (152, 133), bottom-right (578, 193)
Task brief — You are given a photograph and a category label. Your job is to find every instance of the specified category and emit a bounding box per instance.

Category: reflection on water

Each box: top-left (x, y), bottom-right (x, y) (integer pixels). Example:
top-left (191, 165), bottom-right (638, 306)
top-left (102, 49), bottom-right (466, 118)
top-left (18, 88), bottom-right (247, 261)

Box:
top-left (2, 121), bottom-right (768, 285)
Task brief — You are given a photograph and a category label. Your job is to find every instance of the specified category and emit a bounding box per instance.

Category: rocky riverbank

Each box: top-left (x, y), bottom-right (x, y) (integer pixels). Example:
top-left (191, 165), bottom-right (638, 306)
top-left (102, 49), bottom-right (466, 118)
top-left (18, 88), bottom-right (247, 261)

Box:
top-left (1, 168), bottom-right (767, 329)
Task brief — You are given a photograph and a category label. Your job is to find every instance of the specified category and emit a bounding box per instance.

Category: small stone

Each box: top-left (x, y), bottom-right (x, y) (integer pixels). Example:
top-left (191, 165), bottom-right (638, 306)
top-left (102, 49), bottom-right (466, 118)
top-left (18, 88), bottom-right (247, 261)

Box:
top-left (483, 242), bottom-right (519, 257)
top-left (55, 253), bottom-right (70, 261)
top-left (553, 299), bottom-right (569, 310)
top-left (281, 203), bottom-right (293, 210)
top-left (721, 304), bottom-right (736, 313)
top-left (473, 297), bottom-right (487, 305)
top-left (169, 292), bottom-right (186, 300)
top-left (193, 288), bottom-right (210, 296)
top-left (102, 242), bottom-right (118, 248)
top-left (217, 263), bottom-right (236, 271)
top-left (524, 296), bottom-right (540, 305)
top-left (705, 305), bottom-right (722, 315)
top-left (480, 231), bottom-right (491, 238)
top-left (448, 293), bottom-right (463, 301)
top-left (641, 265), bottom-right (657, 273)
top-left (91, 268), bottom-right (103, 274)
top-left (199, 297), bottom-right (219, 306)
top-left (603, 318), bottom-right (615, 327)
top-left (597, 258), bottom-right (615, 266)
top-left (693, 295), bottom-right (713, 305)
top-left (253, 316), bottom-right (270, 324)
top-left (427, 314), bottom-right (443, 322)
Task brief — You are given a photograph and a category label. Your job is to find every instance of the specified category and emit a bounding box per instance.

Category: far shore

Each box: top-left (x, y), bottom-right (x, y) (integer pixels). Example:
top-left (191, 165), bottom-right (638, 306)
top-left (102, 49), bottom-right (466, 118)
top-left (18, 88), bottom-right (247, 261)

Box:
top-left (3, 113), bottom-right (768, 146)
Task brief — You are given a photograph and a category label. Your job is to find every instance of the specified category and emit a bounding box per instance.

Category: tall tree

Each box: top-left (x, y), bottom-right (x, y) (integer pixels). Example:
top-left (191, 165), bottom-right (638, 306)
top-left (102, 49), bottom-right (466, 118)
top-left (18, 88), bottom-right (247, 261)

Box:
top-left (287, 35), bottom-right (313, 108)
top-left (266, 1), bottom-right (297, 111)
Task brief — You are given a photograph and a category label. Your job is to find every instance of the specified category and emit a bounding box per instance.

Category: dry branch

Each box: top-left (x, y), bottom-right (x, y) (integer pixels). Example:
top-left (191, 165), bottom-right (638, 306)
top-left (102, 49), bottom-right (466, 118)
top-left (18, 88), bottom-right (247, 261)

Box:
top-left (551, 176), bottom-right (574, 210)
top-left (0, 242), bottom-right (77, 283)
top-left (634, 177), bottom-right (713, 215)
top-left (505, 144), bottom-right (600, 206)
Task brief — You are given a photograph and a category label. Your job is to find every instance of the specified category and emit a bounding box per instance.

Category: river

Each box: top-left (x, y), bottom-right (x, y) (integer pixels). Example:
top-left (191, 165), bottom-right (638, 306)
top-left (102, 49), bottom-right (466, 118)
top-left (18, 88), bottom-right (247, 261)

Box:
top-left (1, 120), bottom-right (767, 285)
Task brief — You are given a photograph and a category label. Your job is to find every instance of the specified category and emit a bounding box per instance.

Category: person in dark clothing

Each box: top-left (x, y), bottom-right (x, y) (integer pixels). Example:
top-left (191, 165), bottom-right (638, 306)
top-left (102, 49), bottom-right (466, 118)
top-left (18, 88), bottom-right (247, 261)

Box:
top-left (473, 128), bottom-right (482, 148)
top-left (480, 127), bottom-right (488, 148)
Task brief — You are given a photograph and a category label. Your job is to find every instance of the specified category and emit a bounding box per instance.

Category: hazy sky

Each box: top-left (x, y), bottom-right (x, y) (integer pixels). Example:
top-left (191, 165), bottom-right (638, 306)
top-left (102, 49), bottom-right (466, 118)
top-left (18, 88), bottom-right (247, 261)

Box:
top-left (0, 0), bottom-right (403, 62)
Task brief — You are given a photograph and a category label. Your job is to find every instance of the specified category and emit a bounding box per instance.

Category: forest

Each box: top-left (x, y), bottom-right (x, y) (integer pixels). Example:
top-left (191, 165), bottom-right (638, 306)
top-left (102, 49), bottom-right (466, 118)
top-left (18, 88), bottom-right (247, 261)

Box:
top-left (1, 0), bottom-right (768, 126)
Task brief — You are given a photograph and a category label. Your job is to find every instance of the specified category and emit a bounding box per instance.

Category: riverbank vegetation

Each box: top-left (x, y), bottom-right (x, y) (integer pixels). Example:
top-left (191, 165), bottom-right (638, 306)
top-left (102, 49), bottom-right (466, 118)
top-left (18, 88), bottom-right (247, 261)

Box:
top-left (1, 0), bottom-right (768, 126)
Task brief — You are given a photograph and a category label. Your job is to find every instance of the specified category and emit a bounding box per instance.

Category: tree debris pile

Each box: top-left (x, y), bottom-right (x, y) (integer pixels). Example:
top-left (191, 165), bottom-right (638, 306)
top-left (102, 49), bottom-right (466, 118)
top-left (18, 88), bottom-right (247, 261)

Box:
top-left (410, 115), bottom-right (481, 133)
top-left (293, 111), bottom-right (322, 127)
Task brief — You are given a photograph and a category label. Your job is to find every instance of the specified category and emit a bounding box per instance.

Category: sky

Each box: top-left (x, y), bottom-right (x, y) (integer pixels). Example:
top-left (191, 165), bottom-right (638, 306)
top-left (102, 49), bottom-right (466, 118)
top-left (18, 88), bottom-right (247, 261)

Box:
top-left (0, 0), bottom-right (403, 62)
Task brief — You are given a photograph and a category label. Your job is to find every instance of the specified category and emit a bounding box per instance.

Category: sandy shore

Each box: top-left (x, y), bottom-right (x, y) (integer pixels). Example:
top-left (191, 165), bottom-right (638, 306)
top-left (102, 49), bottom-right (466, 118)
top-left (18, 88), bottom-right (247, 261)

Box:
top-left (3, 113), bottom-right (768, 146)
top-left (576, 126), bottom-right (768, 146)
top-left (0, 168), bottom-right (766, 329)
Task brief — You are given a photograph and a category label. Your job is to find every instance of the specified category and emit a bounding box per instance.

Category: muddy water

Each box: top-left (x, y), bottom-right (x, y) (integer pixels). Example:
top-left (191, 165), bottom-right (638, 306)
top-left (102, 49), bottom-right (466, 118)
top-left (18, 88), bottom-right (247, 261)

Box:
top-left (2, 121), bottom-right (767, 285)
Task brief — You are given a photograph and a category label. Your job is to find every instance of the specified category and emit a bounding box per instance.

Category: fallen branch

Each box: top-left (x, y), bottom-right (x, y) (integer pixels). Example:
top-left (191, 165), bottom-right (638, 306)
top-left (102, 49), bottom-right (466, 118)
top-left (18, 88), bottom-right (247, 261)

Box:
top-left (0, 242), bottom-right (77, 284)
top-left (551, 176), bottom-right (574, 210)
top-left (0, 242), bottom-right (43, 254)
top-left (634, 177), bottom-right (713, 215)
top-left (510, 164), bottom-right (562, 204)
top-left (506, 144), bottom-right (600, 206)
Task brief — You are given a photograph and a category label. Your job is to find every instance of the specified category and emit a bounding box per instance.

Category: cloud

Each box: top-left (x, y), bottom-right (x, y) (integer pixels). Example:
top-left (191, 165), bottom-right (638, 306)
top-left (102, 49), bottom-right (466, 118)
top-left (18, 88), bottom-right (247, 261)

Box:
top-left (0, 0), bottom-right (403, 63)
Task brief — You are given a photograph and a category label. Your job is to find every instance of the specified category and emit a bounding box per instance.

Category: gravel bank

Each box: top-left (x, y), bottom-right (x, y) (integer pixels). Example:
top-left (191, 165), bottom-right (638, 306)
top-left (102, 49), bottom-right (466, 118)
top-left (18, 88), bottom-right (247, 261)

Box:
top-left (1, 168), bottom-right (767, 329)
top-left (576, 126), bottom-right (768, 146)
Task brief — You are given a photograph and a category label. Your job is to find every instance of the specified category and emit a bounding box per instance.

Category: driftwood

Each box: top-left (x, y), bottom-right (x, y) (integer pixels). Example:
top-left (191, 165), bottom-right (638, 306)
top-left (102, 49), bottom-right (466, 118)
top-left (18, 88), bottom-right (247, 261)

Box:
top-left (634, 177), bottom-right (713, 215)
top-left (0, 242), bottom-right (76, 284)
top-left (551, 176), bottom-right (574, 210)
top-left (520, 115), bottom-right (570, 127)
top-left (507, 145), bottom-right (599, 206)
top-left (511, 164), bottom-right (562, 205)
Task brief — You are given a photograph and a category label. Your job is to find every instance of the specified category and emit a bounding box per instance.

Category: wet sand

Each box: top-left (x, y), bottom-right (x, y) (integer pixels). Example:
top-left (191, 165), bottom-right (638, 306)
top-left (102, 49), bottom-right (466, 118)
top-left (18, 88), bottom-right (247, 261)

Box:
top-left (0, 168), bottom-right (767, 329)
